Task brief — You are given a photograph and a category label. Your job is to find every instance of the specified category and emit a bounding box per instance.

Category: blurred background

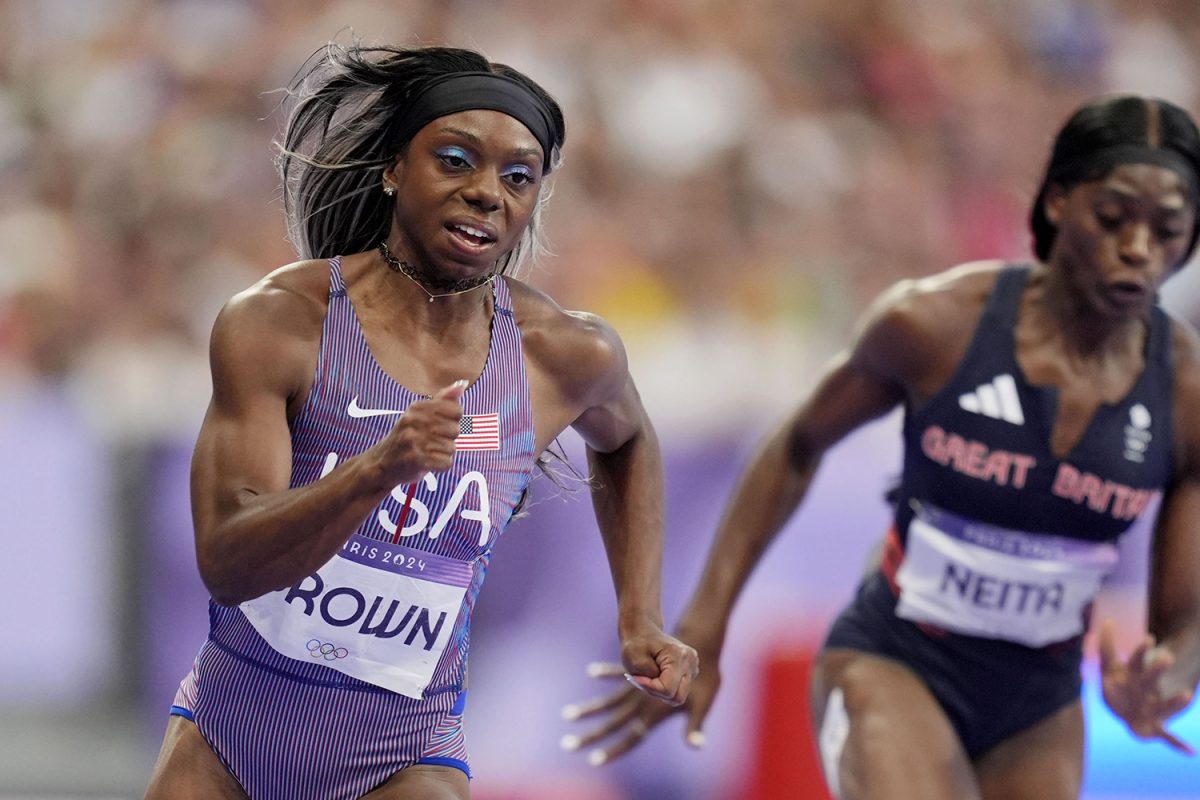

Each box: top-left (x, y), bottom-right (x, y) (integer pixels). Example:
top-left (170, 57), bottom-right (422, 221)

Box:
top-left (2, 0), bottom-right (1200, 797)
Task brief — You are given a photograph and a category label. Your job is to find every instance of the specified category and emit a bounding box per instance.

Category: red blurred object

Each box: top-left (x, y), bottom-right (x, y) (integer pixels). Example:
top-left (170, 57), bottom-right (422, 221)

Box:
top-left (740, 641), bottom-right (835, 800)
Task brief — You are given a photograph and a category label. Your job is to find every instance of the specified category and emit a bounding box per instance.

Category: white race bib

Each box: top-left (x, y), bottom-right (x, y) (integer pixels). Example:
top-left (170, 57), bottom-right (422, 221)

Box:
top-left (894, 504), bottom-right (1118, 647)
top-left (239, 534), bottom-right (473, 698)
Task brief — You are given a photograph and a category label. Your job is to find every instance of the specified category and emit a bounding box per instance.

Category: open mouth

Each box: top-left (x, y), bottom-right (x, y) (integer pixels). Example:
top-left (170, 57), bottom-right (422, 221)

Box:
top-left (447, 222), bottom-right (497, 248)
top-left (1106, 280), bottom-right (1148, 306)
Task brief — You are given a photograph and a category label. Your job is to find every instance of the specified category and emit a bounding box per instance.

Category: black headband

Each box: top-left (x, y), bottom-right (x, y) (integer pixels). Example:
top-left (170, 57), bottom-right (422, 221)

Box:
top-left (392, 72), bottom-right (559, 172)
top-left (1051, 143), bottom-right (1199, 199)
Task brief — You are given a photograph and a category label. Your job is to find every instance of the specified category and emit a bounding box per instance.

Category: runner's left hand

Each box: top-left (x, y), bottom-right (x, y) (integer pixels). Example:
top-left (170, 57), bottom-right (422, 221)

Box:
top-left (616, 626), bottom-right (698, 706)
top-left (559, 627), bottom-right (703, 766)
top-left (1099, 619), bottom-right (1195, 755)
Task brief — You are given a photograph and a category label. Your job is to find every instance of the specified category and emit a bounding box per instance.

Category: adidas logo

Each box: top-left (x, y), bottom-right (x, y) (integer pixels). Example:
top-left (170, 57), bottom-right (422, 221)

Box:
top-left (958, 374), bottom-right (1025, 425)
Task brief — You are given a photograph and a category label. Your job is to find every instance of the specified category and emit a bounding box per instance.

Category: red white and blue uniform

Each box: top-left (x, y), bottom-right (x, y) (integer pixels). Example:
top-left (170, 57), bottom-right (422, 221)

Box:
top-left (171, 257), bottom-right (536, 798)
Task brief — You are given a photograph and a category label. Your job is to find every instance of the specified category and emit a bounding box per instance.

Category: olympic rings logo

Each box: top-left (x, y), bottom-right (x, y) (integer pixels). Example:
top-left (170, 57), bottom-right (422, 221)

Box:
top-left (306, 638), bottom-right (349, 661)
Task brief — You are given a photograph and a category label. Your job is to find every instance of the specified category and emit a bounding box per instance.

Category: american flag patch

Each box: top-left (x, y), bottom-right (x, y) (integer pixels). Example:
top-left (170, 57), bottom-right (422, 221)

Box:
top-left (455, 413), bottom-right (500, 451)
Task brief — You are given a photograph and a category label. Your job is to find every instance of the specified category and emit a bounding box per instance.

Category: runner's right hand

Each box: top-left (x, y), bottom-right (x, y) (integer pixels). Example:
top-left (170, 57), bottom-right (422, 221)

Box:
top-left (376, 379), bottom-right (467, 485)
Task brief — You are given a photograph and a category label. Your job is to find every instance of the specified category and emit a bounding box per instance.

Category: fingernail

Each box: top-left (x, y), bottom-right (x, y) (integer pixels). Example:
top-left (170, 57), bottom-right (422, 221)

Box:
top-left (561, 704), bottom-right (581, 720)
top-left (587, 749), bottom-right (607, 767)
top-left (687, 731), bottom-right (707, 748)
top-left (1143, 645), bottom-right (1168, 668)
top-left (560, 734), bottom-right (581, 751)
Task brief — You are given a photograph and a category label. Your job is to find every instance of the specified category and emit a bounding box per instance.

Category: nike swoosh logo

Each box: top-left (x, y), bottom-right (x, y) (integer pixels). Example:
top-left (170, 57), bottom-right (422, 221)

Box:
top-left (347, 397), bottom-right (406, 419)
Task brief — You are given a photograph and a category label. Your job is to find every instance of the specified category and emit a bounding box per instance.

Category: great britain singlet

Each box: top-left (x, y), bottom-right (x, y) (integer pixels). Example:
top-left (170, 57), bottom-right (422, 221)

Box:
top-left (897, 265), bottom-right (1172, 537)
top-left (823, 264), bottom-right (1176, 757)
top-left (171, 257), bottom-right (536, 797)
top-left (886, 264), bottom-right (1172, 645)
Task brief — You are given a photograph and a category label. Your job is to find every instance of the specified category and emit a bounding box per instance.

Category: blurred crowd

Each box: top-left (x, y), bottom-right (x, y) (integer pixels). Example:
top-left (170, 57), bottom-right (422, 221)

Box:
top-left (3, 0), bottom-right (1200, 442)
top-left (5, 2), bottom-right (1200, 796)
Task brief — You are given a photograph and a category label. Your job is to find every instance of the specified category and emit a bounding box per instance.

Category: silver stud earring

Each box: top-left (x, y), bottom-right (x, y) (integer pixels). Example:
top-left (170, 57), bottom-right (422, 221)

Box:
top-left (383, 185), bottom-right (396, 196)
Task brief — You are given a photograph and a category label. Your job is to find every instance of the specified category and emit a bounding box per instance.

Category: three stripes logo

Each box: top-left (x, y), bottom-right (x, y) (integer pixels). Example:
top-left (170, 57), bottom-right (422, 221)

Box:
top-left (957, 374), bottom-right (1025, 425)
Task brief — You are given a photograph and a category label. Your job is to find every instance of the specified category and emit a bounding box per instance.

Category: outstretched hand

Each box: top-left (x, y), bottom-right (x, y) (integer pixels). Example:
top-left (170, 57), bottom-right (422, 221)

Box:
top-left (1099, 619), bottom-right (1195, 755)
top-left (561, 645), bottom-right (715, 766)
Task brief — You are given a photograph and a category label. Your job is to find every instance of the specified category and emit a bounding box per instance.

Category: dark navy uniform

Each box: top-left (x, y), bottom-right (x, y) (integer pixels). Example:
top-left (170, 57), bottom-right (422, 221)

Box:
top-left (825, 265), bottom-right (1174, 756)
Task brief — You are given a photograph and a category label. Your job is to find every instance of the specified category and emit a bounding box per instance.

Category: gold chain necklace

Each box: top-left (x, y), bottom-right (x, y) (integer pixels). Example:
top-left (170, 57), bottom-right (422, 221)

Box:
top-left (377, 242), bottom-right (494, 303)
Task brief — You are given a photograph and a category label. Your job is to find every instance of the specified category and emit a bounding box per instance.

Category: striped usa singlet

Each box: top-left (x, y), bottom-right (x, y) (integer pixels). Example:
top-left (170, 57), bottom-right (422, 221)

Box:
top-left (172, 257), bottom-right (536, 798)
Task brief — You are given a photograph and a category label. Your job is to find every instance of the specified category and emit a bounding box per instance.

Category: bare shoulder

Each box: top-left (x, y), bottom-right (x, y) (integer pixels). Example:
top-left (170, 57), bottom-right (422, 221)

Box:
top-left (209, 259), bottom-right (332, 402)
top-left (504, 278), bottom-right (627, 405)
top-left (853, 260), bottom-right (1004, 384)
top-left (1167, 311), bottom-right (1200, 367)
top-left (217, 259), bottom-right (329, 333)
top-left (867, 260), bottom-right (1003, 333)
top-left (1167, 314), bottom-right (1200, 444)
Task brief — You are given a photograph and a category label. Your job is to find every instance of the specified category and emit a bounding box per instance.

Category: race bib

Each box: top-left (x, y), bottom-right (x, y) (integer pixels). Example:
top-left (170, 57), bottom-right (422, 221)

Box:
top-left (894, 504), bottom-right (1119, 647)
top-left (240, 534), bottom-right (473, 698)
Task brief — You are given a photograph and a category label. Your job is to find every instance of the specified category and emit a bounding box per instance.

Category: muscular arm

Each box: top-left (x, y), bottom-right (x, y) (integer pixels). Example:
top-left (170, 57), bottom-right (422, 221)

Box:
top-left (672, 265), bottom-right (1000, 651)
top-left (516, 286), bottom-right (696, 703)
top-left (191, 271), bottom-right (462, 605)
top-left (563, 267), bottom-right (997, 759)
top-left (1100, 324), bottom-right (1200, 752)
top-left (1150, 332), bottom-right (1200, 693)
top-left (570, 324), bottom-right (667, 641)
top-left (675, 287), bottom-right (925, 650)
top-left (1150, 473), bottom-right (1200, 694)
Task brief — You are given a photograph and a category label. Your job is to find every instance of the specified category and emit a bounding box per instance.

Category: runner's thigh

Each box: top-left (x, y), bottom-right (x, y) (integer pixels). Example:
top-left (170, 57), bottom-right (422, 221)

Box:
top-left (812, 648), bottom-right (980, 800)
top-left (364, 764), bottom-right (470, 800)
top-left (144, 715), bottom-right (247, 800)
top-left (974, 699), bottom-right (1083, 800)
